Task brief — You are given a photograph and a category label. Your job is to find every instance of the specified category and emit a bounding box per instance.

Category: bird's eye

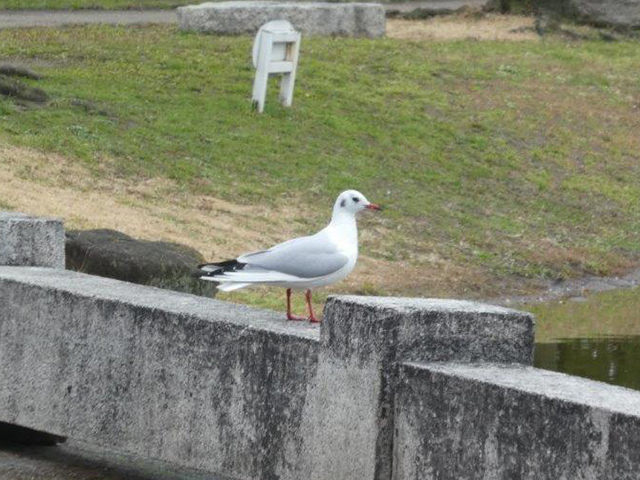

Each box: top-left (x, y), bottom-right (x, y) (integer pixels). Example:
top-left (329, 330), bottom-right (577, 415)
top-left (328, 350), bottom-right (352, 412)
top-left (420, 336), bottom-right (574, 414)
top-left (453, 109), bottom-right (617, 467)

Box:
top-left (353, 197), bottom-right (359, 203)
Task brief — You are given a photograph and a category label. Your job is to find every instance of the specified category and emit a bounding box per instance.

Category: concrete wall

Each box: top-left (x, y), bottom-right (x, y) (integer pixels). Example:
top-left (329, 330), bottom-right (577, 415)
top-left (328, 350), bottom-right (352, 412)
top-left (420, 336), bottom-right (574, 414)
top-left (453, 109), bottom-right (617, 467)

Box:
top-left (394, 362), bottom-right (640, 480)
top-left (0, 265), bottom-right (532, 480)
top-left (3, 212), bottom-right (640, 480)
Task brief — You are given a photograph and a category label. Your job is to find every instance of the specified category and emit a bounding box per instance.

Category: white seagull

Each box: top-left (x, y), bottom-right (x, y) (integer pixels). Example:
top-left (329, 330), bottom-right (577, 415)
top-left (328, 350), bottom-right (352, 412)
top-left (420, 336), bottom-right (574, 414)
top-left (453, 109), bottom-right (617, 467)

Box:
top-left (198, 190), bottom-right (381, 322)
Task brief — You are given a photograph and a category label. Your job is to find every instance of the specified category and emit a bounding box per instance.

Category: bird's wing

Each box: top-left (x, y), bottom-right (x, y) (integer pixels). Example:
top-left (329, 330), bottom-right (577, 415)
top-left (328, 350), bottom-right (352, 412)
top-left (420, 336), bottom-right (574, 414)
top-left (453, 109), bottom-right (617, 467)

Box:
top-left (237, 231), bottom-right (349, 279)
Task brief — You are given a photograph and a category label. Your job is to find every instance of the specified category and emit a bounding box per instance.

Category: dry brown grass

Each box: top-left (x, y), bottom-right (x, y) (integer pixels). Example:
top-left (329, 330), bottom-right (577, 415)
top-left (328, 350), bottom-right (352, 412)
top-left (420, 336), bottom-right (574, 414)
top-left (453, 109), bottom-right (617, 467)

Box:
top-left (1, 145), bottom-right (493, 302)
top-left (386, 14), bottom-right (539, 42)
top-left (0, 145), bottom-right (302, 261)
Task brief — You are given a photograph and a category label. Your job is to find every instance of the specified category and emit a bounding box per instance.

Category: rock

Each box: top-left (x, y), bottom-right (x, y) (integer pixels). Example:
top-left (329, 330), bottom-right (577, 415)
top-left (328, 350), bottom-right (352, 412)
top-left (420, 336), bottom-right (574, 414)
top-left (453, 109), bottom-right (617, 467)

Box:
top-left (537, 0), bottom-right (640, 29)
top-left (65, 229), bottom-right (216, 297)
top-left (177, 2), bottom-right (386, 38)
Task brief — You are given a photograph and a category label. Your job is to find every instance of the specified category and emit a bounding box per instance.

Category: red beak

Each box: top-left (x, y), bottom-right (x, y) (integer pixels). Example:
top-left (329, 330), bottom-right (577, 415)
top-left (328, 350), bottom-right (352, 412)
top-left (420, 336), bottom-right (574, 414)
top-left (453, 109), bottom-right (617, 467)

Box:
top-left (365, 203), bottom-right (382, 211)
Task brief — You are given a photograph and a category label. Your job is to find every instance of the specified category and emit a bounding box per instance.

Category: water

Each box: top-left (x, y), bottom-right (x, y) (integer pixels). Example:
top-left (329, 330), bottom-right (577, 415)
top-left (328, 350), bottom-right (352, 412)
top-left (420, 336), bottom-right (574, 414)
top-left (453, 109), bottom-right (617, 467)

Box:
top-left (525, 287), bottom-right (640, 392)
top-left (534, 335), bottom-right (640, 391)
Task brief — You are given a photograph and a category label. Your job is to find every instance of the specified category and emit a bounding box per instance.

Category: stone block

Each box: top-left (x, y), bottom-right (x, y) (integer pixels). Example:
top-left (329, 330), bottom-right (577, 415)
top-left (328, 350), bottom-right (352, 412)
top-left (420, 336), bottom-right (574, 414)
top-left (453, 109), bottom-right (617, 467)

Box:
top-left (394, 362), bottom-right (640, 480)
top-left (177, 2), bottom-right (386, 38)
top-left (0, 212), bottom-right (64, 268)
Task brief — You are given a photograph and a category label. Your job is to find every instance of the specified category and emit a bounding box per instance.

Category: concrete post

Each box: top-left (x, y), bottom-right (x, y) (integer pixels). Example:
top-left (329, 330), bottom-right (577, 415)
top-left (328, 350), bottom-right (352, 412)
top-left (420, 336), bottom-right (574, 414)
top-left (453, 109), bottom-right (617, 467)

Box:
top-left (0, 212), bottom-right (66, 446)
top-left (0, 212), bottom-right (65, 268)
top-left (300, 296), bottom-right (534, 480)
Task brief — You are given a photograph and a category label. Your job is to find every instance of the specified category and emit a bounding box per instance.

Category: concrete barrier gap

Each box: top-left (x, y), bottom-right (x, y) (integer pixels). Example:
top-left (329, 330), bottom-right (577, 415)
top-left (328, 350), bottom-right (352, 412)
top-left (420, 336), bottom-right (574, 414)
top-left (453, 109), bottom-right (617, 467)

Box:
top-left (2, 212), bottom-right (640, 480)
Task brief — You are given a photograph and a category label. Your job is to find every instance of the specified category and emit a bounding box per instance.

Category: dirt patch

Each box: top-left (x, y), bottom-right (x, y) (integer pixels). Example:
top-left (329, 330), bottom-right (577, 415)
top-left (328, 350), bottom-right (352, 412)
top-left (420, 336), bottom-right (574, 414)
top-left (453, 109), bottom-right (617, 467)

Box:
top-left (386, 14), bottom-right (539, 41)
top-left (0, 145), bottom-right (303, 261)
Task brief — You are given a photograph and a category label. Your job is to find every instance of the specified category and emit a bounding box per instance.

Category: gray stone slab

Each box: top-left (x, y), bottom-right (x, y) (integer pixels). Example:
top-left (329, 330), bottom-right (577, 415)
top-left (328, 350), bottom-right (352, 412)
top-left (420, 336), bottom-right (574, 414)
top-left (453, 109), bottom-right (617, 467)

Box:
top-left (296, 296), bottom-right (534, 480)
top-left (0, 267), bottom-right (319, 480)
top-left (0, 212), bottom-right (64, 268)
top-left (177, 2), bottom-right (386, 37)
top-left (394, 362), bottom-right (640, 480)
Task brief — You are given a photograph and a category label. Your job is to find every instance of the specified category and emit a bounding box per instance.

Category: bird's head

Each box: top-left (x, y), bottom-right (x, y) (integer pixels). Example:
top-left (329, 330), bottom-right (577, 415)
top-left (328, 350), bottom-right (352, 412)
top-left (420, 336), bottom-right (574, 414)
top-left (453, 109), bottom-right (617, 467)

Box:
top-left (334, 190), bottom-right (382, 215)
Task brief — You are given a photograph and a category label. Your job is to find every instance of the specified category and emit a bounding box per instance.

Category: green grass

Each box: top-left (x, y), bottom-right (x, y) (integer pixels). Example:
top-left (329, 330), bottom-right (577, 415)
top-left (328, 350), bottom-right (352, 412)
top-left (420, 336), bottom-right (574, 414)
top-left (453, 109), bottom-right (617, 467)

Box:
top-left (528, 288), bottom-right (640, 341)
top-left (2, 25), bottom-right (640, 300)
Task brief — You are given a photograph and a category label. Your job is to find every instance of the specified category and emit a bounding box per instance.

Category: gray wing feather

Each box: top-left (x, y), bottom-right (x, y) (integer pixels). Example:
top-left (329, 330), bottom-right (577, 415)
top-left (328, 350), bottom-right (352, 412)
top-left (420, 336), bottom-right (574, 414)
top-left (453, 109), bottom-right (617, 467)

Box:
top-left (238, 233), bottom-right (348, 278)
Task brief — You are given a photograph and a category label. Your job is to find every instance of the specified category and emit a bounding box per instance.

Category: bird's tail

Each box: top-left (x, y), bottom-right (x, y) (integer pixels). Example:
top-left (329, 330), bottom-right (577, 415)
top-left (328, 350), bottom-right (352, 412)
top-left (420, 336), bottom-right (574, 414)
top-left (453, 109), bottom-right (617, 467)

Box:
top-left (198, 260), bottom-right (251, 291)
top-left (198, 259), bottom-right (299, 290)
top-left (198, 259), bottom-right (246, 275)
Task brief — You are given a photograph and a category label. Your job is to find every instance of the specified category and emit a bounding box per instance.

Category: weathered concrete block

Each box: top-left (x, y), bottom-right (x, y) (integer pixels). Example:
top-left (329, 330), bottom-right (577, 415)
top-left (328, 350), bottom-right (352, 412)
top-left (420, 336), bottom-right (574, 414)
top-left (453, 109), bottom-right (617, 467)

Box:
top-left (394, 362), bottom-right (640, 480)
top-left (0, 267), bottom-right (319, 480)
top-left (0, 212), bottom-right (64, 268)
top-left (177, 2), bottom-right (386, 38)
top-left (298, 296), bottom-right (534, 480)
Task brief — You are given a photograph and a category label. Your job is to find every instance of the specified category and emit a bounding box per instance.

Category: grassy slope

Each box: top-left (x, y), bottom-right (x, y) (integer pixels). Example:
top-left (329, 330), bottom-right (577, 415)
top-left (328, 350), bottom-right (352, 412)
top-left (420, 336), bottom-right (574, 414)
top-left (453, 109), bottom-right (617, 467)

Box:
top-left (1, 25), bottom-right (640, 310)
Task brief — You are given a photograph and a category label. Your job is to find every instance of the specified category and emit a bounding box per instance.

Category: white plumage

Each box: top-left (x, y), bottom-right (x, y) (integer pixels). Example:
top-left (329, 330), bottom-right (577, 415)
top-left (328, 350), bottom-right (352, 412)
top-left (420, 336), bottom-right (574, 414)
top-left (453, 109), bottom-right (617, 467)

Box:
top-left (198, 190), bottom-right (381, 322)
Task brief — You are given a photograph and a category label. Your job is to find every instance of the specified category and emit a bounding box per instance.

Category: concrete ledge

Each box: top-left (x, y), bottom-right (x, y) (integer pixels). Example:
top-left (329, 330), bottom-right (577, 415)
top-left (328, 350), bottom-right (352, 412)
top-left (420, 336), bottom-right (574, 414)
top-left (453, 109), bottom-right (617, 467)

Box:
top-left (0, 212), bottom-right (64, 268)
top-left (394, 362), bottom-right (640, 480)
top-left (0, 267), bottom-right (318, 480)
top-left (177, 2), bottom-right (386, 37)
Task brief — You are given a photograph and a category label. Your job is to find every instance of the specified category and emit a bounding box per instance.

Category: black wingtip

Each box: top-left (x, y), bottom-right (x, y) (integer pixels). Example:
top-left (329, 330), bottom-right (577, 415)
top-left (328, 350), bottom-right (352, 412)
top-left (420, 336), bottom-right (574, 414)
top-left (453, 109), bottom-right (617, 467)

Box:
top-left (198, 259), bottom-right (247, 277)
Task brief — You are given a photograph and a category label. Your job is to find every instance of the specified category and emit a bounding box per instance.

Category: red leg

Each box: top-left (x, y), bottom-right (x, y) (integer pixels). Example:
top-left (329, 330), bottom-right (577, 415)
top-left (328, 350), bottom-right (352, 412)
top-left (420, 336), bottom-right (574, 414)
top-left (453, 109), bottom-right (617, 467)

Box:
top-left (306, 289), bottom-right (321, 323)
top-left (286, 288), bottom-right (305, 321)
